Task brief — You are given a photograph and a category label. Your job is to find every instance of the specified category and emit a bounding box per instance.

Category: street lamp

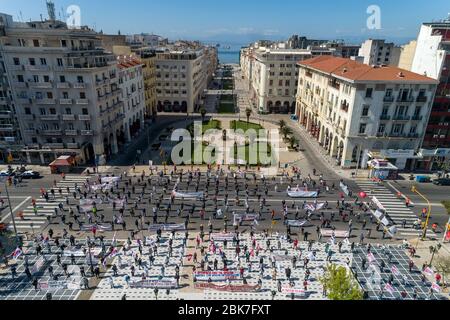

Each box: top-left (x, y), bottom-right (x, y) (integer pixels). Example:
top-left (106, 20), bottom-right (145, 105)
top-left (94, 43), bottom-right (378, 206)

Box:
top-left (411, 186), bottom-right (432, 241)
top-left (429, 243), bottom-right (442, 267)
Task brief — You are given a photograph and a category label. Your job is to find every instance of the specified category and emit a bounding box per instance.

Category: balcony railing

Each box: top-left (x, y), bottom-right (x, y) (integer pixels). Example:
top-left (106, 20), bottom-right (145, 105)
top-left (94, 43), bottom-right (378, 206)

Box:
top-left (43, 143), bottom-right (64, 149)
top-left (397, 96), bottom-right (414, 103)
top-left (41, 130), bottom-right (63, 136)
top-left (383, 96), bottom-right (394, 102)
top-left (380, 115), bottom-right (391, 121)
top-left (24, 129), bottom-right (37, 135)
top-left (416, 96), bottom-right (427, 103)
top-left (66, 143), bottom-right (80, 149)
top-left (78, 115), bottom-right (91, 121)
top-left (76, 99), bottom-right (89, 105)
top-left (29, 82), bottom-right (53, 89)
top-left (40, 115), bottom-right (59, 121)
top-left (393, 115), bottom-right (411, 121)
top-left (56, 82), bottom-right (71, 89)
top-left (80, 130), bottom-right (94, 136)
top-left (411, 115), bottom-right (423, 121)
top-left (60, 99), bottom-right (73, 105)
top-left (35, 99), bottom-right (56, 105)
top-left (65, 130), bottom-right (78, 136)
top-left (62, 114), bottom-right (76, 121)
top-left (73, 83), bottom-right (86, 89)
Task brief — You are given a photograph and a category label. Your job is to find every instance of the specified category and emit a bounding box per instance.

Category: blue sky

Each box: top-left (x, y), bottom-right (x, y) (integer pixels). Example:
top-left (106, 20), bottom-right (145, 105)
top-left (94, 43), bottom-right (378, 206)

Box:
top-left (0, 0), bottom-right (449, 44)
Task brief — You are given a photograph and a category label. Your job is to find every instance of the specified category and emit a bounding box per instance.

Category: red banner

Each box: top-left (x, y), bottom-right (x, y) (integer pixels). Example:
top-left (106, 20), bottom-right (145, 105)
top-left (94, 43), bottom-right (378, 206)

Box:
top-left (194, 282), bottom-right (261, 292)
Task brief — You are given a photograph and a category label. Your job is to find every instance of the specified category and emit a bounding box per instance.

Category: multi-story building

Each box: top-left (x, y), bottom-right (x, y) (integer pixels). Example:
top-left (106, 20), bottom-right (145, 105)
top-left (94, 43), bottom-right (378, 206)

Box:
top-left (0, 13), bottom-right (124, 165)
top-left (359, 39), bottom-right (401, 66)
top-left (155, 47), bottom-right (213, 113)
top-left (287, 35), bottom-right (328, 49)
top-left (411, 20), bottom-right (450, 155)
top-left (295, 55), bottom-right (437, 170)
top-left (117, 55), bottom-right (145, 142)
top-left (240, 46), bottom-right (332, 114)
top-left (134, 48), bottom-right (157, 119)
top-left (398, 40), bottom-right (417, 71)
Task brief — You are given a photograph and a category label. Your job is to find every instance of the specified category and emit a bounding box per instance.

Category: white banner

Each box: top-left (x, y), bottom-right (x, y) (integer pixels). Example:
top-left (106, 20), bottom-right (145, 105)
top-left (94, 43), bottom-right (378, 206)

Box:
top-left (63, 249), bottom-right (85, 257)
top-left (288, 190), bottom-right (318, 198)
top-left (148, 224), bottom-right (185, 231)
top-left (129, 279), bottom-right (177, 289)
top-left (371, 197), bottom-right (385, 211)
top-left (304, 203), bottom-right (326, 212)
top-left (210, 233), bottom-right (236, 241)
top-left (287, 220), bottom-right (308, 227)
top-left (320, 230), bottom-right (349, 238)
top-left (31, 257), bottom-right (46, 275)
top-left (172, 191), bottom-right (204, 199)
top-left (194, 271), bottom-right (240, 281)
top-left (101, 177), bottom-right (121, 184)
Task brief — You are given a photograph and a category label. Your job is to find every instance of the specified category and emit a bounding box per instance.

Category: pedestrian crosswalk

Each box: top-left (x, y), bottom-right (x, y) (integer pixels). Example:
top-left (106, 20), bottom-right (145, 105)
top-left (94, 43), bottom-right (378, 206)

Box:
top-left (355, 180), bottom-right (437, 239)
top-left (9, 175), bottom-right (88, 233)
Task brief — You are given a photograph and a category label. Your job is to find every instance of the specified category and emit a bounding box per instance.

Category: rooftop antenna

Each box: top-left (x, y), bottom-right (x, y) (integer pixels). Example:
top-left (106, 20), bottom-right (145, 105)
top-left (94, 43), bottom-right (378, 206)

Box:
top-left (46, 0), bottom-right (56, 21)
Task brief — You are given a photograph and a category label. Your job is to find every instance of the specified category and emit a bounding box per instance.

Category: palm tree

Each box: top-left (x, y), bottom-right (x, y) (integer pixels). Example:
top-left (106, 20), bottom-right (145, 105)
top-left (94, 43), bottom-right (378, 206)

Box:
top-left (245, 108), bottom-right (252, 124)
top-left (289, 136), bottom-right (299, 149)
top-left (278, 120), bottom-right (287, 131)
top-left (200, 108), bottom-right (207, 123)
top-left (281, 126), bottom-right (293, 139)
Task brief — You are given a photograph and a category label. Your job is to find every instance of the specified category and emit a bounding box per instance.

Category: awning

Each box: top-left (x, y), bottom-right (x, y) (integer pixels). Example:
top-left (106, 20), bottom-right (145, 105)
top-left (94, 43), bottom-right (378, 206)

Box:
top-left (49, 156), bottom-right (74, 167)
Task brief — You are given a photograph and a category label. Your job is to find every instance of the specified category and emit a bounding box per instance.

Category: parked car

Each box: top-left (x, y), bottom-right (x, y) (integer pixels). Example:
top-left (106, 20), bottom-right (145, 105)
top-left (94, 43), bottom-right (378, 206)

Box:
top-left (0, 170), bottom-right (15, 177)
top-left (433, 178), bottom-right (450, 186)
top-left (19, 171), bottom-right (41, 179)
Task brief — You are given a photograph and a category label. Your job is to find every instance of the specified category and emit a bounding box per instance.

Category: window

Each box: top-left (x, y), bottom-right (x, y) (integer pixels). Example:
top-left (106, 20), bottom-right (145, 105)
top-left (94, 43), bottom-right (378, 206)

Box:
top-left (65, 108), bottom-right (71, 114)
top-left (414, 106), bottom-right (421, 116)
top-left (362, 105), bottom-right (370, 117)
top-left (279, 80), bottom-right (283, 86)
top-left (40, 108), bottom-right (46, 115)
top-left (33, 75), bottom-right (39, 82)
top-left (40, 58), bottom-right (47, 65)
top-left (17, 75), bottom-right (24, 82)
top-left (359, 124), bottom-right (367, 134)
top-left (29, 58), bottom-right (36, 66)
top-left (385, 89), bottom-right (393, 97)
top-left (59, 75), bottom-right (66, 83)
top-left (410, 126), bottom-right (417, 134)
top-left (68, 123), bottom-right (74, 130)
top-left (269, 80), bottom-right (273, 86)
top-left (365, 88), bottom-right (373, 98)
top-left (382, 106), bottom-right (389, 115)
top-left (46, 92), bottom-right (53, 99)
top-left (79, 92), bottom-right (86, 99)
top-left (63, 92), bottom-right (69, 99)
top-left (61, 40), bottom-right (67, 47)
top-left (13, 57), bottom-right (20, 65)
top-left (378, 124), bottom-right (385, 134)
top-left (33, 40), bottom-right (40, 47)
top-left (77, 76), bottom-right (84, 83)
top-left (43, 75), bottom-right (50, 82)
top-left (82, 108), bottom-right (88, 115)
top-left (285, 80), bottom-right (290, 86)
top-left (57, 58), bottom-right (63, 67)
top-left (49, 108), bottom-right (56, 115)
top-left (25, 108), bottom-right (31, 115)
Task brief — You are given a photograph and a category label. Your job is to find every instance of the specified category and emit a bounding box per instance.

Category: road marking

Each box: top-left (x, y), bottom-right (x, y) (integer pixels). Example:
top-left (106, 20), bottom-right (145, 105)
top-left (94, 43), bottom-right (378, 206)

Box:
top-left (0, 196), bottom-right (31, 223)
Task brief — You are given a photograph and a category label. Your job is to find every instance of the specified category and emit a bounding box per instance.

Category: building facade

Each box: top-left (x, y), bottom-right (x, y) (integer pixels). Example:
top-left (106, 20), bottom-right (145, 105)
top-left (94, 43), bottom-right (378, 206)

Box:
top-left (398, 40), bottom-right (417, 71)
top-left (155, 48), bottom-right (212, 113)
top-left (295, 56), bottom-right (437, 170)
top-left (117, 55), bottom-right (145, 143)
top-left (240, 46), bottom-right (332, 114)
top-left (411, 20), bottom-right (450, 151)
top-left (0, 13), bottom-right (124, 165)
top-left (359, 39), bottom-right (401, 66)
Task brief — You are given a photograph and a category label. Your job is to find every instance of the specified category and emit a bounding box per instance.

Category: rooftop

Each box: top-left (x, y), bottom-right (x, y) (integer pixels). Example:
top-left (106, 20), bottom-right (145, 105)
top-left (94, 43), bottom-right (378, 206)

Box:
top-left (298, 55), bottom-right (438, 83)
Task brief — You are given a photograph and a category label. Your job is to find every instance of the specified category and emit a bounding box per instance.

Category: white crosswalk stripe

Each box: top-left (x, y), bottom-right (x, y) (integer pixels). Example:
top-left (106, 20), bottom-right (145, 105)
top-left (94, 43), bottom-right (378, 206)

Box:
top-left (355, 180), bottom-right (437, 239)
top-left (8, 175), bottom-right (88, 233)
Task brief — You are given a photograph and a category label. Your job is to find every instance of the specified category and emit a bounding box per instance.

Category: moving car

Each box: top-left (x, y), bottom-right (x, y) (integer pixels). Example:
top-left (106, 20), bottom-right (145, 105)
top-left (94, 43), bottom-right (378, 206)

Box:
top-left (433, 178), bottom-right (450, 186)
top-left (19, 171), bottom-right (41, 179)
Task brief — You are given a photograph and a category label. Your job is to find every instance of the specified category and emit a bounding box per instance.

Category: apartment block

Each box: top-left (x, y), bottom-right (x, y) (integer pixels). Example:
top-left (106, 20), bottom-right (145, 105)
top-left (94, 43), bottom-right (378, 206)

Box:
top-left (240, 45), bottom-right (332, 114)
top-left (295, 56), bottom-right (437, 170)
top-left (359, 39), bottom-right (401, 66)
top-left (117, 55), bottom-right (145, 142)
top-left (0, 13), bottom-right (123, 165)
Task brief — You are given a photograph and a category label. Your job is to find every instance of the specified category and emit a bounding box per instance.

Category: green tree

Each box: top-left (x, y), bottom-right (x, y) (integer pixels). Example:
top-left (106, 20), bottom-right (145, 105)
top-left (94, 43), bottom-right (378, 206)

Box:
top-left (278, 120), bottom-right (286, 131)
top-left (289, 136), bottom-right (299, 149)
top-left (320, 264), bottom-right (363, 300)
top-left (435, 255), bottom-right (450, 287)
top-left (245, 108), bottom-right (252, 124)
top-left (280, 126), bottom-right (293, 139)
top-left (200, 108), bottom-right (207, 123)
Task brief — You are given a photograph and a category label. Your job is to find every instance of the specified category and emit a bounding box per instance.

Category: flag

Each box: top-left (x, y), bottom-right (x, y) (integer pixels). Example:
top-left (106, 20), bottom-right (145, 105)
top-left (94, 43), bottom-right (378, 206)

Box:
top-left (11, 247), bottom-right (22, 260)
top-left (217, 209), bottom-right (223, 217)
top-left (253, 219), bottom-right (259, 226)
top-left (343, 238), bottom-right (350, 245)
top-left (329, 236), bottom-right (336, 245)
top-left (391, 265), bottom-right (400, 276)
top-left (109, 248), bottom-right (119, 258)
top-left (423, 267), bottom-right (434, 276)
top-left (186, 254), bottom-right (193, 261)
top-left (431, 283), bottom-right (441, 293)
top-left (384, 283), bottom-right (394, 294)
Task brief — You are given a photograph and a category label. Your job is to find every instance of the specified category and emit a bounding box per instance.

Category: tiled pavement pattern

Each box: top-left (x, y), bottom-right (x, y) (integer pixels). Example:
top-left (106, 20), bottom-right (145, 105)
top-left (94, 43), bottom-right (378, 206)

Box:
top-left (351, 245), bottom-right (446, 300)
top-left (91, 232), bottom-right (352, 300)
top-left (0, 238), bottom-right (112, 300)
top-left (355, 180), bottom-right (437, 239)
top-left (9, 175), bottom-right (89, 233)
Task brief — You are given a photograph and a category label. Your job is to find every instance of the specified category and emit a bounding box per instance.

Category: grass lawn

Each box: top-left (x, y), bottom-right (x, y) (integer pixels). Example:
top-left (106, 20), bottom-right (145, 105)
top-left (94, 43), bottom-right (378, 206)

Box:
top-left (230, 120), bottom-right (263, 132)
top-left (220, 94), bottom-right (235, 102)
top-left (187, 119), bottom-right (221, 134)
top-left (443, 201), bottom-right (450, 215)
top-left (218, 103), bottom-right (236, 114)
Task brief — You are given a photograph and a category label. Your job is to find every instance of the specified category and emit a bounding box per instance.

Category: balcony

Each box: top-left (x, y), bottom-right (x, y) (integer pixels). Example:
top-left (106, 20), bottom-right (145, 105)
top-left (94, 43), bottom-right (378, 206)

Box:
top-left (0, 111), bottom-right (12, 118)
top-left (383, 96), bottom-right (395, 103)
top-left (407, 133), bottom-right (419, 138)
top-left (76, 99), bottom-right (89, 105)
top-left (25, 65), bottom-right (51, 71)
top-left (0, 97), bottom-right (9, 104)
top-left (397, 96), bottom-right (414, 103)
top-left (12, 82), bottom-right (28, 88)
top-left (0, 125), bottom-right (14, 132)
top-left (62, 114), bottom-right (76, 121)
top-left (24, 129), bottom-right (37, 135)
top-left (9, 65), bottom-right (25, 71)
top-left (411, 115), bottom-right (423, 121)
top-left (393, 115), bottom-right (410, 121)
top-left (17, 98), bottom-right (32, 104)
top-left (66, 143), bottom-right (80, 149)
top-left (416, 96), bottom-right (427, 103)
top-left (80, 130), bottom-right (94, 136)
top-left (78, 115), bottom-right (91, 121)
top-left (35, 99), bottom-right (56, 105)
top-left (43, 143), bottom-right (64, 149)
top-left (60, 99), bottom-right (73, 105)
top-left (29, 82), bottom-right (53, 89)
top-left (40, 115), bottom-right (59, 121)
top-left (41, 130), bottom-right (63, 136)
top-left (73, 83), bottom-right (86, 89)
top-left (22, 114), bottom-right (35, 120)
top-left (65, 130), bottom-right (78, 136)
top-left (388, 132), bottom-right (406, 138)
top-left (380, 115), bottom-right (391, 121)
top-left (56, 82), bottom-right (71, 89)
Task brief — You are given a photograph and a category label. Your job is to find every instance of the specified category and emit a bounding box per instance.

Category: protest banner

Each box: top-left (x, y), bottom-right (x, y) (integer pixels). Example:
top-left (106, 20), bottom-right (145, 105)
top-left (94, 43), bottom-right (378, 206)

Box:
top-left (148, 224), bottom-right (185, 231)
top-left (282, 287), bottom-right (305, 295)
top-left (210, 233), bottom-right (236, 241)
top-left (129, 279), bottom-right (177, 289)
top-left (194, 271), bottom-right (240, 281)
top-left (287, 190), bottom-right (319, 198)
top-left (172, 191), bottom-right (204, 199)
top-left (287, 220), bottom-right (308, 227)
top-left (320, 230), bottom-right (349, 238)
top-left (194, 282), bottom-right (260, 292)
top-left (304, 203), bottom-right (326, 212)
top-left (31, 256), bottom-right (46, 275)
top-left (63, 249), bottom-right (85, 257)
top-left (371, 197), bottom-right (385, 211)
top-left (38, 280), bottom-right (68, 291)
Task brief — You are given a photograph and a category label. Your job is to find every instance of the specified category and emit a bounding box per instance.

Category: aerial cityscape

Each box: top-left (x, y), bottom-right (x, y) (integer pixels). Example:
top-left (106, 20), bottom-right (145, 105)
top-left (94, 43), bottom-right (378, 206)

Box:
top-left (0, 0), bottom-right (449, 305)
